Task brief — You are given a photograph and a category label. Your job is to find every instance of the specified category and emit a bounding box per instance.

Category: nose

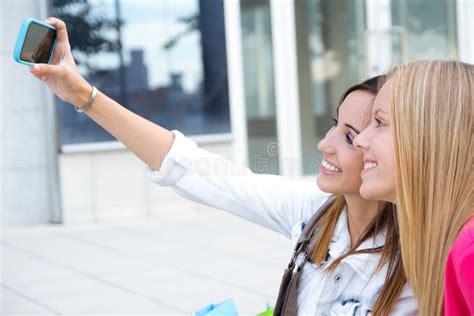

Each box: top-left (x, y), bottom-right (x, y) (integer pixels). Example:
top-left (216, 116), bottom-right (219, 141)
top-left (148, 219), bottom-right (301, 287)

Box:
top-left (353, 128), bottom-right (369, 152)
top-left (317, 129), bottom-right (337, 155)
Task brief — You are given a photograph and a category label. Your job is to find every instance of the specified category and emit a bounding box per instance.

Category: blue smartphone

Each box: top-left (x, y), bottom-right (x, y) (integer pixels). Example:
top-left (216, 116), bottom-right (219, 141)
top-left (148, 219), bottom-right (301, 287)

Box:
top-left (13, 18), bottom-right (57, 66)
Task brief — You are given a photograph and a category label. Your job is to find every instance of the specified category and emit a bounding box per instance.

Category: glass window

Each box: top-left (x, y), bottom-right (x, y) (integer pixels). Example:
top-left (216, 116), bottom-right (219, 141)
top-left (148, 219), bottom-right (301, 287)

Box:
top-left (391, 0), bottom-right (458, 61)
top-left (295, 0), bottom-right (367, 175)
top-left (240, 0), bottom-right (279, 174)
top-left (52, 0), bottom-right (230, 146)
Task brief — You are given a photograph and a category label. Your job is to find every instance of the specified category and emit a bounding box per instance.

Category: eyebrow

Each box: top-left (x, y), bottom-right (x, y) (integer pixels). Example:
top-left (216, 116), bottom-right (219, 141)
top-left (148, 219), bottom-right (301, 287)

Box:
top-left (344, 123), bottom-right (360, 134)
top-left (374, 109), bottom-right (388, 116)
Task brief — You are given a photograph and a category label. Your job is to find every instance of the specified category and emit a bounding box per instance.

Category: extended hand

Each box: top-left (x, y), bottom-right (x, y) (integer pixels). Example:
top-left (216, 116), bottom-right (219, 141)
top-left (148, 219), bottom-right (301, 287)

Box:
top-left (29, 17), bottom-right (90, 106)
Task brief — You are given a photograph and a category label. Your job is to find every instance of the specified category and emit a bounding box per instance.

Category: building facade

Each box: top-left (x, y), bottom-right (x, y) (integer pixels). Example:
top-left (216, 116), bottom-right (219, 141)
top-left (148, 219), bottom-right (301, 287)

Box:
top-left (2, 0), bottom-right (473, 226)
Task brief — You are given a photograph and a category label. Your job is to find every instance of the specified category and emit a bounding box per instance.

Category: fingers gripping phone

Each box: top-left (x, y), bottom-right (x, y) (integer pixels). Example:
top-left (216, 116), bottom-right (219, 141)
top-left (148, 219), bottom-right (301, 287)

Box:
top-left (13, 18), bottom-right (57, 66)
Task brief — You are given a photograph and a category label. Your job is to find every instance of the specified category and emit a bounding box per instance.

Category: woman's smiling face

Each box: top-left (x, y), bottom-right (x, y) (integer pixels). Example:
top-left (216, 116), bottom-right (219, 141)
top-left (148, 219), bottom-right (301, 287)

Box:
top-left (353, 80), bottom-right (397, 203)
top-left (317, 90), bottom-right (375, 195)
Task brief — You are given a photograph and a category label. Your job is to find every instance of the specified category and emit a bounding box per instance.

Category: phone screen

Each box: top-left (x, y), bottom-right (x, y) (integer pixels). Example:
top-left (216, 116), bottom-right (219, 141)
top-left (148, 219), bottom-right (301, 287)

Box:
top-left (20, 21), bottom-right (56, 63)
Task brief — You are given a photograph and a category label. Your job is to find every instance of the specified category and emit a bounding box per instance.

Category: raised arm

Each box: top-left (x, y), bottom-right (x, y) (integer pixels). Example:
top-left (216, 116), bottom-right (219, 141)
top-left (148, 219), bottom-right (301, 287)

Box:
top-left (29, 18), bottom-right (332, 237)
top-left (29, 17), bottom-right (173, 171)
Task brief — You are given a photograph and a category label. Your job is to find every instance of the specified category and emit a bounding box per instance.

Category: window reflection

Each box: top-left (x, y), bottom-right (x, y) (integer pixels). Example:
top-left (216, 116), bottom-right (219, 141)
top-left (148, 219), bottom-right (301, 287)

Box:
top-left (391, 0), bottom-right (457, 61)
top-left (240, 0), bottom-right (279, 175)
top-left (295, 0), bottom-right (367, 175)
top-left (53, 0), bottom-right (230, 146)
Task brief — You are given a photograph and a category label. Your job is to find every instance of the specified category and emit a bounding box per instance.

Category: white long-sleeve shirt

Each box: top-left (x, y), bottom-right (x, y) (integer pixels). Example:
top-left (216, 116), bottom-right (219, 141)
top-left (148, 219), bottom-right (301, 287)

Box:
top-left (145, 130), bottom-right (418, 315)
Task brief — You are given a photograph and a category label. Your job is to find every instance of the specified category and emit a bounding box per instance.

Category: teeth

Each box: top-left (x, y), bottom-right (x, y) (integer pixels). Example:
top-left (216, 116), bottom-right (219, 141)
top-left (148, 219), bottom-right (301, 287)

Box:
top-left (364, 162), bottom-right (377, 170)
top-left (322, 160), bottom-right (341, 172)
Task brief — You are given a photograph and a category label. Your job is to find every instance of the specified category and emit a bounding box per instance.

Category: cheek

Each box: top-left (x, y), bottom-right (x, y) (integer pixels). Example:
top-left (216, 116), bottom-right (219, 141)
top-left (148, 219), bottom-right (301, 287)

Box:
top-left (374, 133), bottom-right (397, 199)
top-left (384, 140), bottom-right (397, 189)
top-left (377, 133), bottom-right (396, 172)
top-left (340, 150), bottom-right (364, 179)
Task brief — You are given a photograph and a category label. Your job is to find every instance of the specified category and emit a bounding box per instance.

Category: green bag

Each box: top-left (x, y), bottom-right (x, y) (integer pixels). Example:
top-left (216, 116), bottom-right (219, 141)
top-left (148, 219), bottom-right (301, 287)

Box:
top-left (255, 307), bottom-right (274, 316)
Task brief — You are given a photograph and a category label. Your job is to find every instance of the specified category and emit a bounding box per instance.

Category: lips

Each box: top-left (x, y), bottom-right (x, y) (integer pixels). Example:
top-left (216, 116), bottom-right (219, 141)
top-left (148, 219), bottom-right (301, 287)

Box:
top-left (362, 159), bottom-right (378, 174)
top-left (320, 159), bottom-right (342, 174)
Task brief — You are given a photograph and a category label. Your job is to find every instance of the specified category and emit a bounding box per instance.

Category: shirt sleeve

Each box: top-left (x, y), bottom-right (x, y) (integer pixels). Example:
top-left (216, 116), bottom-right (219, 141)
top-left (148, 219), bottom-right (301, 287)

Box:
top-left (145, 130), bottom-right (331, 238)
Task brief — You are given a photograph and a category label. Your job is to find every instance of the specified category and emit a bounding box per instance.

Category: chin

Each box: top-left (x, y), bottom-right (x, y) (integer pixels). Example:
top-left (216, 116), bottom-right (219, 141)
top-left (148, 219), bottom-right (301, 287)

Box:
top-left (359, 185), bottom-right (373, 200)
top-left (316, 176), bottom-right (336, 194)
top-left (316, 176), bottom-right (351, 195)
top-left (360, 182), bottom-right (393, 203)
top-left (316, 176), bottom-right (329, 192)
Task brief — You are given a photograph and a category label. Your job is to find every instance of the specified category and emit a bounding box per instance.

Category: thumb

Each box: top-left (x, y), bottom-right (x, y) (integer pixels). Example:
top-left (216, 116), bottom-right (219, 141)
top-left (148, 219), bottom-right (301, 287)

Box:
top-left (29, 64), bottom-right (61, 81)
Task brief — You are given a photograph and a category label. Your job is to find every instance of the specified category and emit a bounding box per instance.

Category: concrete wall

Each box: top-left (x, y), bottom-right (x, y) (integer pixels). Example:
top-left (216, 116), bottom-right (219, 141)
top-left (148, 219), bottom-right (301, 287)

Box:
top-left (58, 140), bottom-right (235, 224)
top-left (1, 0), bottom-right (59, 227)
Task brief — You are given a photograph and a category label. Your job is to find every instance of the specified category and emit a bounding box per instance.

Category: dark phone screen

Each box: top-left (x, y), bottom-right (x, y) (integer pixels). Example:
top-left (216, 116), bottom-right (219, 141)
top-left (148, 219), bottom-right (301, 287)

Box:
top-left (20, 22), bottom-right (57, 63)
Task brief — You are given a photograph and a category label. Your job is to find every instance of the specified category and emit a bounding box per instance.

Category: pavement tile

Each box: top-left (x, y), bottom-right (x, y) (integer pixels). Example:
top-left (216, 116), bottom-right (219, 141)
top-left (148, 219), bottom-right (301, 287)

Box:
top-left (1, 246), bottom-right (79, 287)
top-left (1, 211), bottom-right (290, 315)
top-left (7, 275), bottom-right (183, 314)
top-left (1, 285), bottom-right (58, 315)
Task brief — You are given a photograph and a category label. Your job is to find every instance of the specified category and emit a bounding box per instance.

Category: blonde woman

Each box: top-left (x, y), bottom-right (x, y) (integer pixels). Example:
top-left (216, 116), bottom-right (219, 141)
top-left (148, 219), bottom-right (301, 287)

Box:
top-left (354, 60), bottom-right (473, 315)
top-left (29, 18), bottom-right (418, 314)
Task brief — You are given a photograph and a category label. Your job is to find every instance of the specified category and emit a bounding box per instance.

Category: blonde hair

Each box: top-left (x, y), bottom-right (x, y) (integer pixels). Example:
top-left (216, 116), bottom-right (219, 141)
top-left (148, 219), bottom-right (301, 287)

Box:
top-left (388, 60), bottom-right (474, 315)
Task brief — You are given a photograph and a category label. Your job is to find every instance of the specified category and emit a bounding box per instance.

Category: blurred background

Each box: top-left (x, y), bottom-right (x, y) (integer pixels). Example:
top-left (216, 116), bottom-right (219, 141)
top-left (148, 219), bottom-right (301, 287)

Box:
top-left (1, 0), bottom-right (473, 314)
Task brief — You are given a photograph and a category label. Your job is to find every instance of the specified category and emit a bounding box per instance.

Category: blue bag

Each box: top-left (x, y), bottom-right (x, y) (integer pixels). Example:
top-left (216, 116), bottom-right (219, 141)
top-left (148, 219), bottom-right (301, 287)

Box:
top-left (191, 298), bottom-right (239, 316)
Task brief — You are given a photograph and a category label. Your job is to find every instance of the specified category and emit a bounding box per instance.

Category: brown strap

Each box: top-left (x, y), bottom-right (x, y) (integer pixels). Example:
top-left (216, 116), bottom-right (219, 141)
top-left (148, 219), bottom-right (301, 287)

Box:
top-left (297, 196), bottom-right (336, 244)
top-left (273, 268), bottom-right (293, 314)
top-left (273, 196), bottom-right (336, 316)
top-left (281, 271), bottom-right (300, 314)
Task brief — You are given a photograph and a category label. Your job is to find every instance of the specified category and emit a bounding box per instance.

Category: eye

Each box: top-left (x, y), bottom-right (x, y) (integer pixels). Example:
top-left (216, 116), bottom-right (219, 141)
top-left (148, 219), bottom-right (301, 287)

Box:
top-left (346, 132), bottom-right (354, 145)
top-left (375, 117), bottom-right (384, 127)
top-left (332, 117), bottom-right (338, 127)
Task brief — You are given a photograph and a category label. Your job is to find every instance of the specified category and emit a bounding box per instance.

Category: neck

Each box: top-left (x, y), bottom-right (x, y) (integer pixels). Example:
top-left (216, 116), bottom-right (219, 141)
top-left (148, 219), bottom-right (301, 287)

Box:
top-left (343, 193), bottom-right (381, 247)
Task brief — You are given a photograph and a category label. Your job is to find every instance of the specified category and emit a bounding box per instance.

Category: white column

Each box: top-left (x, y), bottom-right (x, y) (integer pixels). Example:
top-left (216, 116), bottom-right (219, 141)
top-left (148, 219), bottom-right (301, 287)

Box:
top-left (365, 0), bottom-right (393, 76)
top-left (224, 0), bottom-right (249, 166)
top-left (269, 0), bottom-right (302, 177)
top-left (40, 0), bottom-right (63, 223)
top-left (1, 0), bottom-right (60, 226)
top-left (457, 0), bottom-right (474, 64)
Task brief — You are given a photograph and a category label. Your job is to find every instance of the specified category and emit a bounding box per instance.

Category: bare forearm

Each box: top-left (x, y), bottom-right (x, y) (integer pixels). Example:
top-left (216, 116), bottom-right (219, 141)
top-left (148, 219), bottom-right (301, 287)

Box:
top-left (73, 85), bottom-right (174, 171)
top-left (28, 18), bottom-right (174, 171)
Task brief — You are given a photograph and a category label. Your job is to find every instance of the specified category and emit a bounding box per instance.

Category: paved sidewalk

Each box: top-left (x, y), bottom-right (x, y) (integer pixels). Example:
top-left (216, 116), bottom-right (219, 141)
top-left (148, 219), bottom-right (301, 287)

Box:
top-left (1, 209), bottom-right (291, 315)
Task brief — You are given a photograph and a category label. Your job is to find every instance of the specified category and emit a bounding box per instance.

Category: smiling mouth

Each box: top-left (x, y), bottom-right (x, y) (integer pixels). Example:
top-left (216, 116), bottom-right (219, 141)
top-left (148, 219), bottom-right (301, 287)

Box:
top-left (362, 161), bottom-right (378, 173)
top-left (320, 159), bottom-right (342, 174)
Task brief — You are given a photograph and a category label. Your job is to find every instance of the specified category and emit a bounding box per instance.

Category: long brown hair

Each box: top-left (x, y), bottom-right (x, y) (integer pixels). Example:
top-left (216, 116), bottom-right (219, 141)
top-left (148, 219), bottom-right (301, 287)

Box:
top-left (388, 60), bottom-right (473, 315)
top-left (310, 77), bottom-right (407, 315)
